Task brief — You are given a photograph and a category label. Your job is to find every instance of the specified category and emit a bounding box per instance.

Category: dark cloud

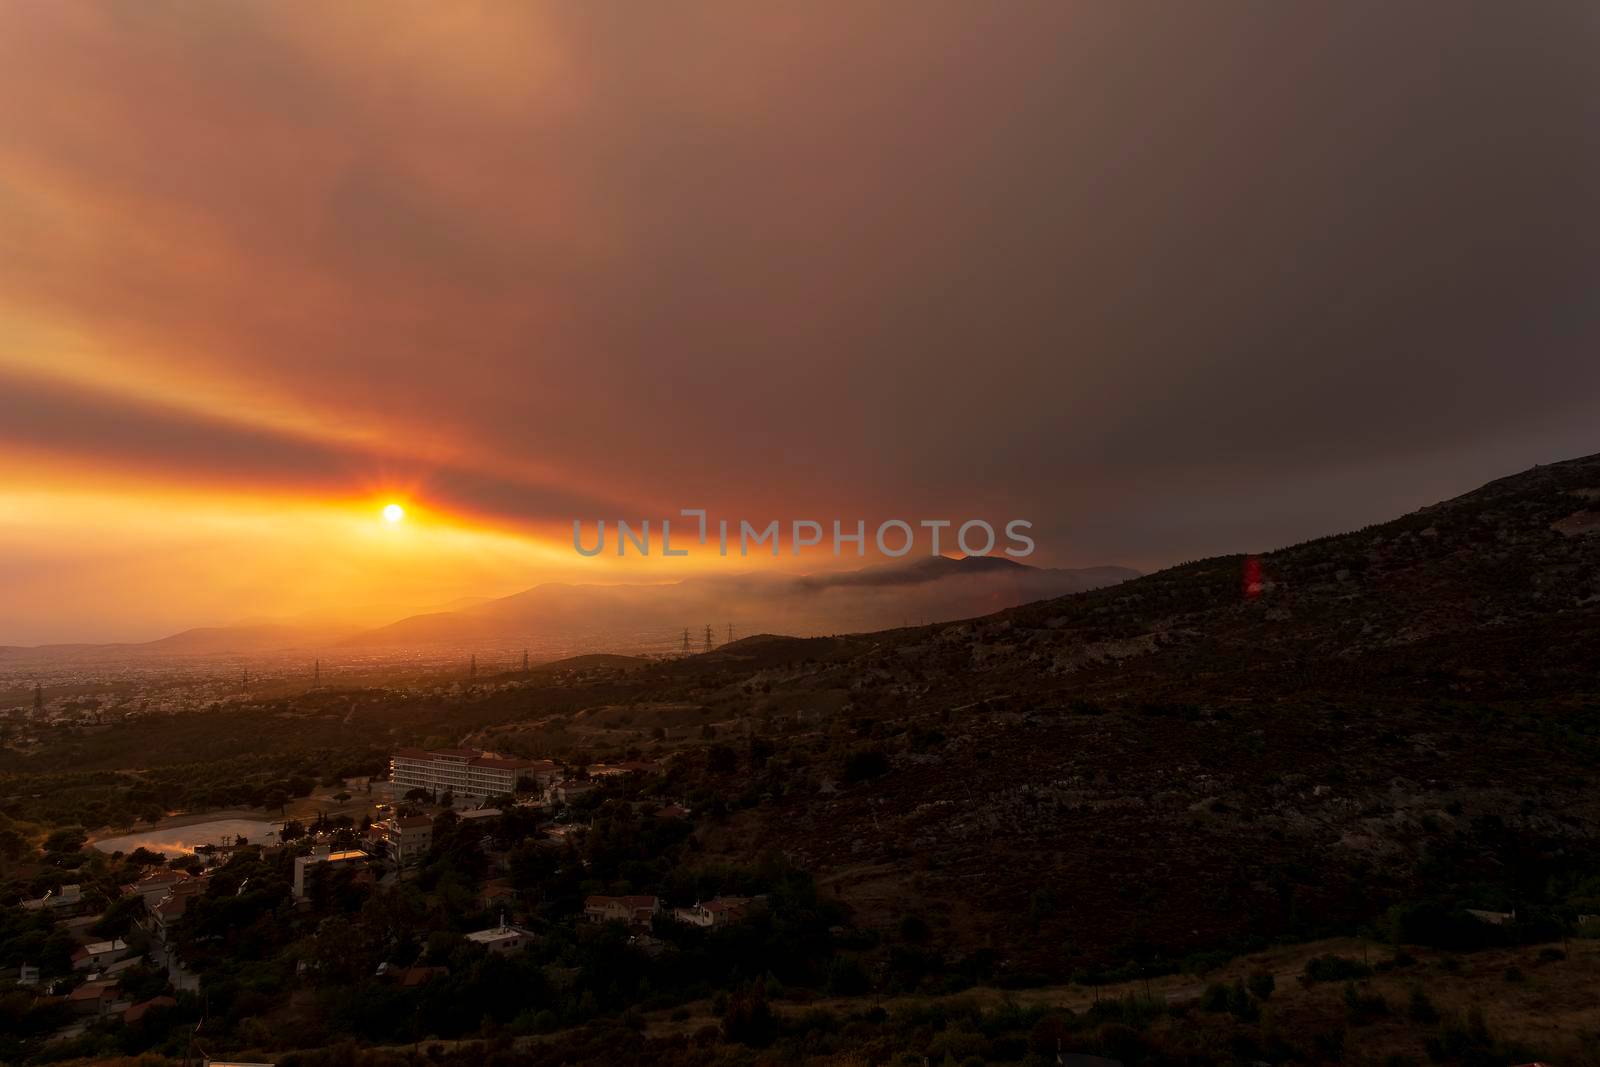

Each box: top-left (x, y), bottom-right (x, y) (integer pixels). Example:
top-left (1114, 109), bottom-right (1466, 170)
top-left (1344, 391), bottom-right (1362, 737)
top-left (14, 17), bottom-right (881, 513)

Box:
top-left (1, 1), bottom-right (1597, 572)
top-left (0, 370), bottom-right (633, 527)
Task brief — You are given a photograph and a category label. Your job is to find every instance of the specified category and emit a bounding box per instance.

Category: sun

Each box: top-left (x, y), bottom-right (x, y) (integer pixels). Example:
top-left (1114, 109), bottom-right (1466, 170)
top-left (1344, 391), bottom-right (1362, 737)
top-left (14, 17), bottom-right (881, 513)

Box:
top-left (382, 503), bottom-right (405, 523)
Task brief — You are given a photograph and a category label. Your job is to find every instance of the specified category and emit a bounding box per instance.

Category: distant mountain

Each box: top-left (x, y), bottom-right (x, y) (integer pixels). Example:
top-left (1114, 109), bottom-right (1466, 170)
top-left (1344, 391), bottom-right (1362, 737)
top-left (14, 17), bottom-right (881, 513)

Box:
top-left (0, 556), bottom-right (1137, 661)
top-left (338, 556), bottom-right (1140, 651)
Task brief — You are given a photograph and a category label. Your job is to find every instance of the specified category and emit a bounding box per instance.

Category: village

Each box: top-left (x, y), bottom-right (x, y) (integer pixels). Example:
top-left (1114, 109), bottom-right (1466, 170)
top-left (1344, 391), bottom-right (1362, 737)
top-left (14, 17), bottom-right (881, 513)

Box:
top-left (2, 743), bottom-right (781, 1062)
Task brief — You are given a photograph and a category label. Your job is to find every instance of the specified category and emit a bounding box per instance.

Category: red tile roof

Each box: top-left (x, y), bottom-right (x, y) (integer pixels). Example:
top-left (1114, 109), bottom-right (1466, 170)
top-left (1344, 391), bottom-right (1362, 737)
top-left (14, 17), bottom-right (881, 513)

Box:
top-left (70, 979), bottom-right (118, 1002)
top-left (400, 965), bottom-right (449, 987)
top-left (470, 755), bottom-right (537, 769)
top-left (124, 995), bottom-right (176, 1023)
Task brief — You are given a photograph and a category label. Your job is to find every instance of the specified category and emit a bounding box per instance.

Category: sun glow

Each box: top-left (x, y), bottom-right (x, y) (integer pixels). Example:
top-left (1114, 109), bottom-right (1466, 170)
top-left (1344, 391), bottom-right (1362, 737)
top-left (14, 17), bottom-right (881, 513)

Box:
top-left (383, 502), bottom-right (405, 523)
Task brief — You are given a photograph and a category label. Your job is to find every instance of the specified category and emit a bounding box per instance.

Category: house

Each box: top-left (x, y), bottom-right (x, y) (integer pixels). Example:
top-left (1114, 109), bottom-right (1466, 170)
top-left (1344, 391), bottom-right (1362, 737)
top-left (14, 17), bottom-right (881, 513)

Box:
top-left (148, 876), bottom-right (211, 939)
top-left (377, 962), bottom-right (449, 986)
top-left (465, 918), bottom-right (533, 954)
top-left (23, 884), bottom-right (85, 915)
top-left (480, 878), bottom-right (517, 912)
top-left (671, 897), bottom-right (751, 928)
top-left (122, 868), bottom-right (190, 906)
top-left (1465, 908), bottom-right (1515, 926)
top-left (554, 781), bottom-right (598, 804)
top-left (398, 966), bottom-right (449, 988)
top-left (378, 815), bottom-right (434, 866)
top-left (124, 995), bottom-right (177, 1024)
top-left (584, 895), bottom-right (660, 927)
top-left (102, 955), bottom-right (145, 978)
top-left (456, 807), bottom-right (502, 823)
top-left (18, 963), bottom-right (40, 986)
top-left (71, 939), bottom-right (129, 970)
top-left (292, 848), bottom-right (369, 900)
top-left (69, 978), bottom-right (122, 1016)
top-left (147, 876), bottom-right (211, 941)
top-left (519, 759), bottom-right (564, 793)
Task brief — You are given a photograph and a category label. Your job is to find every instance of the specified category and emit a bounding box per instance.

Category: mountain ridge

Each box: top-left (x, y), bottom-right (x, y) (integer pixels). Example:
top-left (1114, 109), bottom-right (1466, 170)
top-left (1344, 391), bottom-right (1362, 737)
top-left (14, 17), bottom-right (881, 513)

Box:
top-left (0, 555), bottom-right (1138, 660)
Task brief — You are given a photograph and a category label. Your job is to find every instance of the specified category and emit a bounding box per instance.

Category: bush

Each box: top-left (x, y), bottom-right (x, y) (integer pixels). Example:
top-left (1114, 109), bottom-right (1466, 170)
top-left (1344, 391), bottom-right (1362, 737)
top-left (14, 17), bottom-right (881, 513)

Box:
top-left (826, 956), bottom-right (871, 996)
top-left (898, 915), bottom-right (931, 945)
top-left (1226, 980), bottom-right (1259, 1022)
top-left (1425, 1007), bottom-right (1499, 1063)
top-left (721, 980), bottom-right (776, 1047)
top-left (1304, 955), bottom-right (1374, 983)
top-left (1342, 983), bottom-right (1389, 1023)
top-left (1407, 987), bottom-right (1439, 1024)
top-left (1247, 970), bottom-right (1275, 1000)
top-left (843, 748), bottom-right (890, 783)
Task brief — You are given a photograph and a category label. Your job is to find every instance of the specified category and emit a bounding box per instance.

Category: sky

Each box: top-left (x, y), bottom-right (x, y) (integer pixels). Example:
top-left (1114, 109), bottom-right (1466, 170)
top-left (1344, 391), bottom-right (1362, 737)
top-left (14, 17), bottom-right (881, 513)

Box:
top-left (1, 2), bottom-right (1598, 643)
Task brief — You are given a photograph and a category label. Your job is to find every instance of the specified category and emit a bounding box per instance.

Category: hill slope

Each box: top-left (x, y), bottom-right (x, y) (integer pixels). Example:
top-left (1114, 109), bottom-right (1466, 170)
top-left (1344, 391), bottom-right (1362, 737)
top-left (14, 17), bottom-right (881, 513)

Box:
top-left (580, 453), bottom-right (1600, 972)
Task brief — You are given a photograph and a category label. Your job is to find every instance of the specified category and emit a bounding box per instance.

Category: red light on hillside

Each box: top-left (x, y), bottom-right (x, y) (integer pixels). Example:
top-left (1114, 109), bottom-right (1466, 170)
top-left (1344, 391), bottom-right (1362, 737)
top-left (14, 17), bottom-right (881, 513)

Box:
top-left (1243, 556), bottom-right (1264, 599)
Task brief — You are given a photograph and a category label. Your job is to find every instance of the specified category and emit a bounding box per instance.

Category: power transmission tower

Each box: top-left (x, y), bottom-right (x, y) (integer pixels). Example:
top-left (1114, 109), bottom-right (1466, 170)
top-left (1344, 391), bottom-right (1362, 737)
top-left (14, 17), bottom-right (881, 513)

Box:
top-left (469, 654), bottom-right (477, 680)
top-left (727, 622), bottom-right (733, 644)
top-left (522, 649), bottom-right (529, 671)
top-left (703, 624), bottom-right (713, 653)
top-left (681, 628), bottom-right (690, 655)
top-left (33, 683), bottom-right (42, 718)
top-left (314, 659), bottom-right (320, 686)
top-left (241, 669), bottom-right (248, 694)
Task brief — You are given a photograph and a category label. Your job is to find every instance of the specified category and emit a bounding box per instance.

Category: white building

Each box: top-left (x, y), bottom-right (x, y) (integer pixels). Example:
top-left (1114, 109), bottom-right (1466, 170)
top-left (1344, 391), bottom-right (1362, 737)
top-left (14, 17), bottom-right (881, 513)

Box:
top-left (72, 939), bottom-right (129, 970)
top-left (377, 815), bottom-right (434, 866)
top-left (390, 747), bottom-right (545, 800)
top-left (671, 897), bottom-right (752, 928)
top-left (465, 917), bottom-right (533, 954)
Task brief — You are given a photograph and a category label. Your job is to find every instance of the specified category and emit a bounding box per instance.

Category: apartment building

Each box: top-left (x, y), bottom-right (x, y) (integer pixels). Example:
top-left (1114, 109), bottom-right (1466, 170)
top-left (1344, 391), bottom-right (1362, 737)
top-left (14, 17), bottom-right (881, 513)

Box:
top-left (390, 747), bottom-right (544, 799)
top-left (377, 814), bottom-right (434, 866)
